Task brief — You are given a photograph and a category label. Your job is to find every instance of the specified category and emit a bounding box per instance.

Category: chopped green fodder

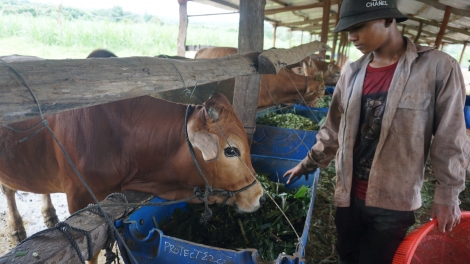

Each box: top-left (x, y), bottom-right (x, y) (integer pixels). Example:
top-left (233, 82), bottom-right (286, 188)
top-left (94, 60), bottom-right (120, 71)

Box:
top-left (159, 175), bottom-right (312, 261)
top-left (316, 95), bottom-right (331, 109)
top-left (256, 112), bottom-right (325, 131)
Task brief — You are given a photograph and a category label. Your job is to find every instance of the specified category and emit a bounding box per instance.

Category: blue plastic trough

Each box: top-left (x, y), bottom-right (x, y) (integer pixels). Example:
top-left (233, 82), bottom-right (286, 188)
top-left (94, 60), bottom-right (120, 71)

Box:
top-left (465, 95), bottom-right (470, 129)
top-left (115, 155), bottom-right (320, 264)
top-left (252, 105), bottom-right (328, 160)
top-left (324, 86), bottom-right (335, 95)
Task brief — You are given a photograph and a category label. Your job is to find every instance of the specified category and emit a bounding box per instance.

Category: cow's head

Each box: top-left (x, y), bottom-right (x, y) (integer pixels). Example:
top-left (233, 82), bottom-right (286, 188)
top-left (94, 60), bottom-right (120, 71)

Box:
top-left (284, 57), bottom-right (326, 107)
top-left (324, 63), bottom-right (341, 85)
top-left (187, 93), bottom-right (264, 213)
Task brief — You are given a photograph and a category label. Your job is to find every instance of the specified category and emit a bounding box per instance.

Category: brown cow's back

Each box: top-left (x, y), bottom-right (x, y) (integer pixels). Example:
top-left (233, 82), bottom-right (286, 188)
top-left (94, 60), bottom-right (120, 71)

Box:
top-left (194, 47), bottom-right (237, 59)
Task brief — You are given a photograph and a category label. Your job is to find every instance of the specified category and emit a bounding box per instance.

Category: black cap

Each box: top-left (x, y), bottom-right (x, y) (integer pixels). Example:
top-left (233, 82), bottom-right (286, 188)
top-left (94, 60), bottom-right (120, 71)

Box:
top-left (333, 0), bottom-right (408, 33)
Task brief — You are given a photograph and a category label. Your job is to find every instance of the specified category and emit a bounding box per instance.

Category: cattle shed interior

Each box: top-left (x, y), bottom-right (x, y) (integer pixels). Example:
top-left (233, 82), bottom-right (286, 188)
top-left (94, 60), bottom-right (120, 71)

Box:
top-left (187, 0), bottom-right (470, 62)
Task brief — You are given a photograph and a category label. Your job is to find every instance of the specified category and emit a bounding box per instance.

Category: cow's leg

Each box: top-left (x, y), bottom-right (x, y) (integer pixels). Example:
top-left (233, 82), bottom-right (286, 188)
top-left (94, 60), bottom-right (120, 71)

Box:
top-left (1, 184), bottom-right (27, 244)
top-left (41, 194), bottom-right (59, 228)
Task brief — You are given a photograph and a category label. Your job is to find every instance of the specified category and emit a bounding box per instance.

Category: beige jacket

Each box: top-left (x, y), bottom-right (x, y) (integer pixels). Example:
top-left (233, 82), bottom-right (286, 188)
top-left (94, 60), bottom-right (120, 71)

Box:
top-left (300, 37), bottom-right (467, 211)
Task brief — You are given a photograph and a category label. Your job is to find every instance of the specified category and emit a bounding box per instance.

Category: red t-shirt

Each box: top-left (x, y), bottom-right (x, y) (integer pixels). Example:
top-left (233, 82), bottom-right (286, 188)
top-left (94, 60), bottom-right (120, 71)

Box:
top-left (352, 60), bottom-right (399, 201)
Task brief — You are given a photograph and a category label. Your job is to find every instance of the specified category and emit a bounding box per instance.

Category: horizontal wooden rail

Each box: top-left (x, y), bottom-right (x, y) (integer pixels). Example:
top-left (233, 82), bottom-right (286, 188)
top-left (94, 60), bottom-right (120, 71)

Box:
top-left (0, 191), bottom-right (155, 264)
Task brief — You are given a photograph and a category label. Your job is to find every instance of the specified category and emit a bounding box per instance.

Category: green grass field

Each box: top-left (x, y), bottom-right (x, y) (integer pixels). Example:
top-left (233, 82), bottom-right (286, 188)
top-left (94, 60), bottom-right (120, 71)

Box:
top-left (0, 13), bottom-right (313, 59)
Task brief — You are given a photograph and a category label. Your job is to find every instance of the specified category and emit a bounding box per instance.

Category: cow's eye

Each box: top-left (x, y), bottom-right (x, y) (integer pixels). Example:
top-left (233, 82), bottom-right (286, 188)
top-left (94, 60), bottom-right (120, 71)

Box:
top-left (224, 147), bottom-right (240, 157)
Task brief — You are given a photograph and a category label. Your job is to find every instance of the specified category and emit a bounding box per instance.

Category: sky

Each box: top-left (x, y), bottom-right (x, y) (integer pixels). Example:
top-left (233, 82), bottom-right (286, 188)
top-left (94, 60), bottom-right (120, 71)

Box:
top-left (29, 0), bottom-right (240, 24)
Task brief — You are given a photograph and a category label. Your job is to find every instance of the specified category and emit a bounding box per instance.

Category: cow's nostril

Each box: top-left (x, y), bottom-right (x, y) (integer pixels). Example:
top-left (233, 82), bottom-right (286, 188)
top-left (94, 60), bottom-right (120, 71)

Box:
top-left (259, 195), bottom-right (266, 206)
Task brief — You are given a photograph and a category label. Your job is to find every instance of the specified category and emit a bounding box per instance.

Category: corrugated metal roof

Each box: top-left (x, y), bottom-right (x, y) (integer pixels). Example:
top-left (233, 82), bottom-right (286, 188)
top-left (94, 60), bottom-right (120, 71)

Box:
top-left (192, 0), bottom-right (470, 45)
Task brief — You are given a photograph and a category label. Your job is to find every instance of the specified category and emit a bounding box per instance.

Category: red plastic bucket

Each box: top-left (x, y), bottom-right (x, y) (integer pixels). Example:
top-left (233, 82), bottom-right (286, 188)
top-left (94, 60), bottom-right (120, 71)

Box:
top-left (393, 211), bottom-right (470, 264)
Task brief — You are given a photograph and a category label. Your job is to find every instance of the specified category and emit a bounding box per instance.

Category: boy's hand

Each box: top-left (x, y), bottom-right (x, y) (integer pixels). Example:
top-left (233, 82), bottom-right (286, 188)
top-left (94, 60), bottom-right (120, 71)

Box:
top-left (431, 203), bottom-right (461, 233)
top-left (283, 163), bottom-right (316, 184)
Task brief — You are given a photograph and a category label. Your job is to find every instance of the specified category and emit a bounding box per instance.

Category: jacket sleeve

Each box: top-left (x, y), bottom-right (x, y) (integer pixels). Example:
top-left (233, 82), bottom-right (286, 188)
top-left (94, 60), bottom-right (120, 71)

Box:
top-left (299, 76), bottom-right (343, 171)
top-left (430, 57), bottom-right (466, 206)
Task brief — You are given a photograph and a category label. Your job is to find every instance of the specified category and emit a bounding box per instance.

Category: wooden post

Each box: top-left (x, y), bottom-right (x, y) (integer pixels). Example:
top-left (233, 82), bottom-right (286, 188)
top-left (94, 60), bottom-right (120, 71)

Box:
top-left (321, 0), bottom-right (331, 44)
top-left (57, 2), bottom-right (62, 26)
top-left (459, 42), bottom-right (468, 64)
top-left (177, 0), bottom-right (188, 57)
top-left (441, 42), bottom-right (447, 51)
top-left (401, 25), bottom-right (406, 35)
top-left (331, 0), bottom-right (341, 64)
top-left (233, 0), bottom-right (265, 142)
top-left (272, 23), bottom-right (278, 48)
top-left (300, 31), bottom-right (303, 44)
top-left (414, 21), bottom-right (423, 43)
top-left (435, 5), bottom-right (452, 49)
top-left (320, 0), bottom-right (331, 59)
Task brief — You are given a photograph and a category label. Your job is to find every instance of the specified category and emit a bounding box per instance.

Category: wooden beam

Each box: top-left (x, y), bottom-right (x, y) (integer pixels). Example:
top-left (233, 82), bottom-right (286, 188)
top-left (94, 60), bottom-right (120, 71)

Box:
top-left (435, 5), bottom-right (452, 49)
top-left (291, 10), bottom-right (309, 20)
top-left (459, 42), bottom-right (468, 64)
top-left (177, 0), bottom-right (188, 57)
top-left (205, 0), bottom-right (239, 10)
top-left (293, 22), bottom-right (337, 32)
top-left (414, 0), bottom-right (470, 17)
top-left (404, 24), bottom-right (464, 45)
top-left (278, 17), bottom-right (324, 27)
top-left (0, 191), bottom-right (155, 263)
top-left (321, 0), bottom-right (332, 44)
top-left (270, 0), bottom-right (287, 6)
top-left (233, 0), bottom-right (265, 142)
top-left (0, 54), bottom-right (266, 125)
top-left (408, 17), bottom-right (470, 38)
top-left (414, 21), bottom-right (423, 43)
top-left (265, 0), bottom-right (338, 15)
top-left (412, 3), bottom-right (429, 17)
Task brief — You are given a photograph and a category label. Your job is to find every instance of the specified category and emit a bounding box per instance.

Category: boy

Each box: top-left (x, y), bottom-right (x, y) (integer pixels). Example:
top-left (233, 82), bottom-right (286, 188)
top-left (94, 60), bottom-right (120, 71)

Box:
top-left (284, 0), bottom-right (467, 263)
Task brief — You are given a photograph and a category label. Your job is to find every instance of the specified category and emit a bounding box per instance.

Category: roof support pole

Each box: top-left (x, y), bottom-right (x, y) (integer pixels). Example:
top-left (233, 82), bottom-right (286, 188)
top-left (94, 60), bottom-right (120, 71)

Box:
top-left (414, 21), bottom-right (423, 43)
top-left (331, 0), bottom-right (341, 64)
top-left (177, 0), bottom-right (188, 57)
top-left (272, 22), bottom-right (278, 47)
top-left (440, 42), bottom-right (446, 51)
top-left (401, 24), bottom-right (406, 35)
top-left (233, 0), bottom-right (266, 142)
top-left (320, 0), bottom-right (331, 59)
top-left (300, 31), bottom-right (304, 44)
top-left (435, 5), bottom-right (452, 49)
top-left (459, 42), bottom-right (468, 65)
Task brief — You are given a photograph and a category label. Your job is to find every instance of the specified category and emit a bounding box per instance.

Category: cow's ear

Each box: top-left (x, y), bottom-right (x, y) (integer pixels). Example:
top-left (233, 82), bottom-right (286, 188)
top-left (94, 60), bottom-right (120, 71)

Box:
top-left (190, 131), bottom-right (219, 162)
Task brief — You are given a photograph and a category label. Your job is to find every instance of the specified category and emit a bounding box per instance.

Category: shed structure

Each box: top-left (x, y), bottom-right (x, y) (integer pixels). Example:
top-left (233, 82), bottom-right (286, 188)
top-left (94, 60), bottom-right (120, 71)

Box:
top-left (182, 0), bottom-right (470, 62)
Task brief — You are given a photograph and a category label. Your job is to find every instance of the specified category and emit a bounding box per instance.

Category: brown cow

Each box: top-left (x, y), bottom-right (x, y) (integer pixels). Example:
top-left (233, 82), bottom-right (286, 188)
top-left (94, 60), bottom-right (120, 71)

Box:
top-left (0, 61), bottom-right (263, 263)
top-left (193, 47), bottom-right (325, 107)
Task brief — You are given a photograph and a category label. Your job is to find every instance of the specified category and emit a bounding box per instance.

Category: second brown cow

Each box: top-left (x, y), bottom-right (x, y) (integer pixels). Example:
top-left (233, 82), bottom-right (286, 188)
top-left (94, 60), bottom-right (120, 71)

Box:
top-left (194, 47), bottom-right (325, 107)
